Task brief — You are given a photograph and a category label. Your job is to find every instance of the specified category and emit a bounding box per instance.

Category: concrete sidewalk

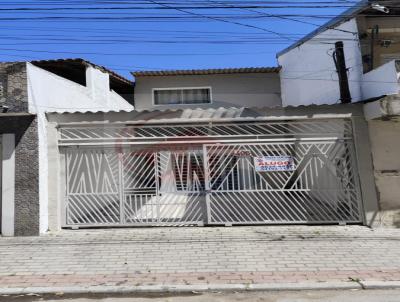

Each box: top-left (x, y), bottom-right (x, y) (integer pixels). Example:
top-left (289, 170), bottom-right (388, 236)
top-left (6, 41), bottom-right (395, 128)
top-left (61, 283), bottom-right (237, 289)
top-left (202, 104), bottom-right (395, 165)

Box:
top-left (0, 226), bottom-right (400, 294)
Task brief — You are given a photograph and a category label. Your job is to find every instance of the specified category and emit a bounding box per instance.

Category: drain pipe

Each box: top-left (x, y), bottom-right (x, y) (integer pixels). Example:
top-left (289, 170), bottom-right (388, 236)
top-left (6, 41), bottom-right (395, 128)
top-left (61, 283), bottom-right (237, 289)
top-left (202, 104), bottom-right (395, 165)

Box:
top-left (333, 41), bottom-right (352, 104)
top-left (370, 25), bottom-right (379, 72)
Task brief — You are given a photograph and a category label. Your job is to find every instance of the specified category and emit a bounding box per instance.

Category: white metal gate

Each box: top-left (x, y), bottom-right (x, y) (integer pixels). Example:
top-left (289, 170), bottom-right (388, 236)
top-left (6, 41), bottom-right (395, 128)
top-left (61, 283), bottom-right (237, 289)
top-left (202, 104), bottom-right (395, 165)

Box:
top-left (65, 146), bottom-right (206, 226)
top-left (61, 119), bottom-right (363, 227)
top-left (204, 141), bottom-right (362, 224)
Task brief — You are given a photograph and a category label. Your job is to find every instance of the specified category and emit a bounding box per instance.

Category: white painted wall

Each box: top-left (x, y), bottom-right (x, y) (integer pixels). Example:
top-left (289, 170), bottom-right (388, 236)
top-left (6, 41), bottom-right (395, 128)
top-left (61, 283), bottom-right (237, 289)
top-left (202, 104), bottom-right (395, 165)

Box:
top-left (27, 63), bottom-right (133, 114)
top-left (26, 63), bottom-right (134, 233)
top-left (362, 60), bottom-right (399, 100)
top-left (278, 19), bottom-right (363, 106)
top-left (1, 134), bottom-right (15, 236)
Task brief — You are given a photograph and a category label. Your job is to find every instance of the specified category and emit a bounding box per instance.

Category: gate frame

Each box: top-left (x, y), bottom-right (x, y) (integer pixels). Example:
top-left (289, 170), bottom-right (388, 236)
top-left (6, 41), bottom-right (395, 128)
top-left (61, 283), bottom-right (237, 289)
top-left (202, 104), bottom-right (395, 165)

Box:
top-left (60, 126), bottom-right (365, 228)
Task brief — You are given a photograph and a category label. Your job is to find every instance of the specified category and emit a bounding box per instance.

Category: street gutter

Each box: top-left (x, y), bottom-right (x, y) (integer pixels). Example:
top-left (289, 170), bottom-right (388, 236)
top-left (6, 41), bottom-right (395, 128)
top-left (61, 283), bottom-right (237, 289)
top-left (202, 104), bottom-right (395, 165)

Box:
top-left (1, 281), bottom-right (400, 296)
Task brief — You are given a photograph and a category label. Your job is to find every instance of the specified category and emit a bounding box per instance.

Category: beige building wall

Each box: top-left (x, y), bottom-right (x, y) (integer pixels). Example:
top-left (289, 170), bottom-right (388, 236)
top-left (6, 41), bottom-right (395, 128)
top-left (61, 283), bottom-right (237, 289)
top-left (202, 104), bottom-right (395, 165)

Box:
top-left (368, 120), bottom-right (400, 227)
top-left (357, 16), bottom-right (400, 71)
top-left (133, 73), bottom-right (281, 110)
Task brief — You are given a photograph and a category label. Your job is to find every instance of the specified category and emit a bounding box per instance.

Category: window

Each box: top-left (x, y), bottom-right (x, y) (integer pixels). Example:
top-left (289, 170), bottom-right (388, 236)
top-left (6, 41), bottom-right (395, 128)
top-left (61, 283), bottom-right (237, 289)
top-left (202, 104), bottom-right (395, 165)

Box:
top-left (154, 88), bottom-right (211, 105)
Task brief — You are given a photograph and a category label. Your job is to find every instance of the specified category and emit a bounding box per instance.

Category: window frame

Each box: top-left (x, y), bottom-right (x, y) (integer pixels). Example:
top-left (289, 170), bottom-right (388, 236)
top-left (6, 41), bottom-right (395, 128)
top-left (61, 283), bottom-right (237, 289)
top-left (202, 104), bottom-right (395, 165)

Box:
top-left (152, 86), bottom-right (213, 106)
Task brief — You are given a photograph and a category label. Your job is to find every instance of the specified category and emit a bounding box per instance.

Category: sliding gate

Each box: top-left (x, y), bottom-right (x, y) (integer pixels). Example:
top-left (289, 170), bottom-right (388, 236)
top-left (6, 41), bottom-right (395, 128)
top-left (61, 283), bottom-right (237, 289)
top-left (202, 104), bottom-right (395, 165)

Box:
top-left (204, 141), bottom-right (361, 224)
top-left (61, 119), bottom-right (363, 227)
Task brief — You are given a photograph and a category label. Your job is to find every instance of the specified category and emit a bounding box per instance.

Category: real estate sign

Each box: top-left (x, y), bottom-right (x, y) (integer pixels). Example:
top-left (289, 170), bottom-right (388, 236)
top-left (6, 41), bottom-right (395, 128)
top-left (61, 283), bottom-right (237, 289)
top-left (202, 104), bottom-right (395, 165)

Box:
top-left (254, 156), bottom-right (295, 172)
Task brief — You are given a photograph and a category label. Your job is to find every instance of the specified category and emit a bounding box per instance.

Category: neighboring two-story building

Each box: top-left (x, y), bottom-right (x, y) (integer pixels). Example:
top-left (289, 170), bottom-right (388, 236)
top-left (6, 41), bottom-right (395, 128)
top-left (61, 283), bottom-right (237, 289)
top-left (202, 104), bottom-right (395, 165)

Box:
top-left (132, 67), bottom-right (281, 110)
top-left (277, 0), bottom-right (400, 226)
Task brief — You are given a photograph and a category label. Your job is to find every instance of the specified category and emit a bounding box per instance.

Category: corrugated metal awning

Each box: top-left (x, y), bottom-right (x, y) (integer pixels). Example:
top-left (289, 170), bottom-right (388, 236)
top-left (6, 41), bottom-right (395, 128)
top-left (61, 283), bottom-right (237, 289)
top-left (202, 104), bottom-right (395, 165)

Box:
top-left (47, 104), bottom-right (364, 126)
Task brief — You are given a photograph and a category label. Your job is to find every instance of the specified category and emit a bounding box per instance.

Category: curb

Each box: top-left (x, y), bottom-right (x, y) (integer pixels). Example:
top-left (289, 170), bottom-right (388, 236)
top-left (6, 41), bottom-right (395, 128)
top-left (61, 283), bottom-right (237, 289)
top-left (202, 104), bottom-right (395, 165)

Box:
top-left (0, 282), bottom-right (368, 295)
top-left (360, 281), bottom-right (400, 289)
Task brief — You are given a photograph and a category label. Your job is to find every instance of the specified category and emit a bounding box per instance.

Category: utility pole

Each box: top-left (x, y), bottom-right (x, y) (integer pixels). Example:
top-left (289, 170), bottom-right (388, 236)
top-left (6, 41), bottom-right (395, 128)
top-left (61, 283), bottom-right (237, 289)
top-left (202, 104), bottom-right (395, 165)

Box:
top-left (333, 41), bottom-right (352, 104)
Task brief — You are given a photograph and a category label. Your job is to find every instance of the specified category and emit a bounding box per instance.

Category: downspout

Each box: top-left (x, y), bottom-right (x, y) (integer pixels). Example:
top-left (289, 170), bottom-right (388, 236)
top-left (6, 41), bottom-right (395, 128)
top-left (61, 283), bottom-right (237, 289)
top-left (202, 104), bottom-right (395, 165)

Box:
top-left (370, 25), bottom-right (379, 72)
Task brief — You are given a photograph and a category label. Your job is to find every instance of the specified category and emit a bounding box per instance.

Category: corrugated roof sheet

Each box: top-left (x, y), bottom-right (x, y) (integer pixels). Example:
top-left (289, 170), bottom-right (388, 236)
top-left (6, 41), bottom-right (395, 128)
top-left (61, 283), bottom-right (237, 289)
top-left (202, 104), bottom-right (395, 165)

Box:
top-left (46, 107), bottom-right (242, 117)
top-left (132, 67), bottom-right (281, 77)
top-left (47, 104), bottom-right (365, 125)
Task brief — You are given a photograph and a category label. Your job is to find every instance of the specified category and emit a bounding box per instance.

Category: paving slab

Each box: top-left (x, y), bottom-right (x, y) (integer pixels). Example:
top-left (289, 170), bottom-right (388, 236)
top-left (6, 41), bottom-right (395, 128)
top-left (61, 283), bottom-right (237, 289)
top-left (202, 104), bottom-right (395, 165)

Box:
top-left (0, 226), bottom-right (399, 293)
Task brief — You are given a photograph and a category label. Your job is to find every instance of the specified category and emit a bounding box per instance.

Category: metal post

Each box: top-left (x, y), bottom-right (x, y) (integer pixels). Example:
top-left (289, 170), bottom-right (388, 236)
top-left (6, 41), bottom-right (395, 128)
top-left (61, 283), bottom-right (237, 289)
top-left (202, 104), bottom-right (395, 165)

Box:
top-left (59, 148), bottom-right (67, 227)
top-left (202, 144), bottom-right (212, 225)
top-left (154, 151), bottom-right (161, 224)
top-left (118, 151), bottom-right (124, 225)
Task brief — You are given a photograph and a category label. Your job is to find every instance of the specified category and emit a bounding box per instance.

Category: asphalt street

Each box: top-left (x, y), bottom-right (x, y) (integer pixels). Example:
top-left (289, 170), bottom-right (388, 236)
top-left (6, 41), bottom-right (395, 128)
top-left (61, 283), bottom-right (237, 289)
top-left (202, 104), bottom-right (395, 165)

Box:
top-left (2, 289), bottom-right (400, 302)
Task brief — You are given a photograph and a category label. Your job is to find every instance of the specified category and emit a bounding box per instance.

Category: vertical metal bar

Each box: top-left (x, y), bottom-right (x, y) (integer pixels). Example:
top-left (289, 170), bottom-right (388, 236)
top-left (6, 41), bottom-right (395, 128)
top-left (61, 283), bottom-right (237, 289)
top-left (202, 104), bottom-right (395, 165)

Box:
top-left (240, 158), bottom-right (245, 190)
top-left (236, 154), bottom-right (240, 190)
top-left (154, 151), bottom-right (160, 223)
top-left (118, 151), bottom-right (124, 225)
top-left (203, 144), bottom-right (211, 225)
top-left (247, 158), bottom-right (252, 190)
top-left (60, 148), bottom-right (68, 227)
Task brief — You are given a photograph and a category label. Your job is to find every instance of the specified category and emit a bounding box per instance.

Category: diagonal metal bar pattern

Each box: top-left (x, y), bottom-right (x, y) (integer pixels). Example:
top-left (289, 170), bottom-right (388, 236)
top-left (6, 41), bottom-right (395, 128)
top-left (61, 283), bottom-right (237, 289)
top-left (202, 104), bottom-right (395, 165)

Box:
top-left (205, 141), bottom-right (362, 224)
top-left (62, 120), bottom-right (362, 227)
top-left (59, 120), bottom-right (353, 143)
top-left (65, 147), bottom-right (205, 226)
top-left (65, 150), bottom-right (121, 225)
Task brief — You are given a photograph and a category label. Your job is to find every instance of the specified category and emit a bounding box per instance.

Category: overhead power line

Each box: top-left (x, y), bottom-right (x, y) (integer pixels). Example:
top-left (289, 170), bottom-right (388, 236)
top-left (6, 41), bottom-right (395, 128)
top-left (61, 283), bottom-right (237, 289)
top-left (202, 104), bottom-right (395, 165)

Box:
top-left (144, 0), bottom-right (295, 40)
top-left (204, 0), bottom-right (357, 34)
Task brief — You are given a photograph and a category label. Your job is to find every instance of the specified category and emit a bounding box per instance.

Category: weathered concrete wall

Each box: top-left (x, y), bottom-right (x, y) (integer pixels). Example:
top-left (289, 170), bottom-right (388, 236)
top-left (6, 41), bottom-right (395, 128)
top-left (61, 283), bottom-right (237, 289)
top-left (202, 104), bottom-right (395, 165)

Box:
top-left (0, 63), bottom-right (28, 112)
top-left (13, 117), bottom-right (39, 236)
top-left (0, 62), bottom-right (40, 236)
top-left (368, 120), bottom-right (400, 227)
top-left (0, 115), bottom-right (39, 236)
top-left (134, 72), bottom-right (281, 110)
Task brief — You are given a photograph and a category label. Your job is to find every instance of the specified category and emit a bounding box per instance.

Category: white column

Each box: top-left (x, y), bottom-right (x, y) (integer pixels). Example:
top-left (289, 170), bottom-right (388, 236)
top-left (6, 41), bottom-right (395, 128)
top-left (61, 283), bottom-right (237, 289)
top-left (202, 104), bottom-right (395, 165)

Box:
top-left (1, 133), bottom-right (15, 236)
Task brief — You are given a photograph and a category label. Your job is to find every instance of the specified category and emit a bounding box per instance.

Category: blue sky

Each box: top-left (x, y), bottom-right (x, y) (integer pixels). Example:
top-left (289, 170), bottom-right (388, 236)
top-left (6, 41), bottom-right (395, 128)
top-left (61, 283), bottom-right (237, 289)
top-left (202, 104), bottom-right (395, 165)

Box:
top-left (0, 0), bottom-right (360, 79)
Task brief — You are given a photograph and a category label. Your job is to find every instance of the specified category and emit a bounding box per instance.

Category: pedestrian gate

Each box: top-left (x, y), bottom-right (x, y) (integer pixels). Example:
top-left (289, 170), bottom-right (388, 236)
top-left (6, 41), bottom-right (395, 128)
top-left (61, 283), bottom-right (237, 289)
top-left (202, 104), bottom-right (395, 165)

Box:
top-left (61, 119), bottom-right (363, 227)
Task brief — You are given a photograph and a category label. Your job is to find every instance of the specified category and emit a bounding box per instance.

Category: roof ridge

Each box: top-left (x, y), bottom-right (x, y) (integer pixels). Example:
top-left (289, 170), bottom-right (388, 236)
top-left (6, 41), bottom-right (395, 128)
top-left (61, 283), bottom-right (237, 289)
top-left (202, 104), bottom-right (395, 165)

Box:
top-left (132, 66), bottom-right (281, 77)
